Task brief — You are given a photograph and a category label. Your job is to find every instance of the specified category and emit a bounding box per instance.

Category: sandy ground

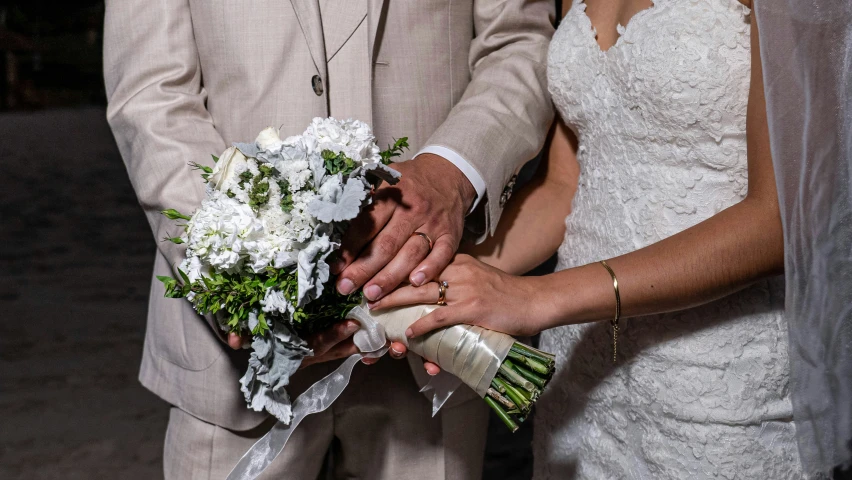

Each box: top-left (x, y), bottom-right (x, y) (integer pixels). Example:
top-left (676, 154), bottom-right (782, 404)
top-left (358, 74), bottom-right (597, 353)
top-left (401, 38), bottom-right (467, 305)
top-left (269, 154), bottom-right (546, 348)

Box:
top-left (0, 108), bottom-right (533, 479)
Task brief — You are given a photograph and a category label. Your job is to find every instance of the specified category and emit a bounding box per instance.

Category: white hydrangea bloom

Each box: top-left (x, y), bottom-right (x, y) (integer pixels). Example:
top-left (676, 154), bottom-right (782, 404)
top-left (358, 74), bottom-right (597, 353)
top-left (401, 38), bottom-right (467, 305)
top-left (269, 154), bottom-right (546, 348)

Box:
top-left (303, 117), bottom-right (382, 164)
top-left (184, 191), bottom-right (265, 271)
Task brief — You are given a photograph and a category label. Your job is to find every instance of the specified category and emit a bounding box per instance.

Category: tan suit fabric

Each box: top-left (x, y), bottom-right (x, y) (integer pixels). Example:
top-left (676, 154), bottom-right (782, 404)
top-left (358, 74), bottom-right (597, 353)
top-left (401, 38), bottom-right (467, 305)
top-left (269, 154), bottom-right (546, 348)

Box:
top-left (164, 358), bottom-right (489, 479)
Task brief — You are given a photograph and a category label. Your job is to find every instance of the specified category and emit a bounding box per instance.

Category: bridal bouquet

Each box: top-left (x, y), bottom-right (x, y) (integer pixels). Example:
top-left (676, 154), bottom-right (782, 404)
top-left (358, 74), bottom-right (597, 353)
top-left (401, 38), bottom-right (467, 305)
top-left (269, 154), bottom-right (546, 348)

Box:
top-left (157, 117), bottom-right (554, 434)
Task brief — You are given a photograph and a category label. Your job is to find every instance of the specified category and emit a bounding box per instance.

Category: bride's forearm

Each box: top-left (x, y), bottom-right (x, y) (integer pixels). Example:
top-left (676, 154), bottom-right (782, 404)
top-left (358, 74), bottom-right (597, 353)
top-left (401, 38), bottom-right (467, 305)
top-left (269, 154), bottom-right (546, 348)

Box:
top-left (464, 121), bottom-right (580, 275)
top-left (537, 195), bottom-right (784, 329)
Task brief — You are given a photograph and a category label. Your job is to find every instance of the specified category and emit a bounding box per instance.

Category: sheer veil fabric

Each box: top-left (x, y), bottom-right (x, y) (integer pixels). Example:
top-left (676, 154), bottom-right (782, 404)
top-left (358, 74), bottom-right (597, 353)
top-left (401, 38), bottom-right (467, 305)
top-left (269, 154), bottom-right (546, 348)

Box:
top-left (754, 0), bottom-right (852, 474)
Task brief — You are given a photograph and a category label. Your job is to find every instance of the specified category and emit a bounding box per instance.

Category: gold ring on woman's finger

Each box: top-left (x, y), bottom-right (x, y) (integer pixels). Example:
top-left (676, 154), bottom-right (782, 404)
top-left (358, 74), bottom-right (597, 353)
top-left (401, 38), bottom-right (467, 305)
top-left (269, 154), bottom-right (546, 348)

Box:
top-left (412, 232), bottom-right (434, 251)
top-left (436, 281), bottom-right (449, 306)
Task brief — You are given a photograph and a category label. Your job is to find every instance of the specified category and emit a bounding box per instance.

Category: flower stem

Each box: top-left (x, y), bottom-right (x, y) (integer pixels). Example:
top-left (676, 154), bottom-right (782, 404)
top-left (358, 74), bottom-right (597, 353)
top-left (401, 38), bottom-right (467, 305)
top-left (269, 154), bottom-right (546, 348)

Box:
top-left (491, 378), bottom-right (507, 394)
top-left (510, 362), bottom-right (546, 388)
top-left (495, 377), bottom-right (531, 414)
top-left (500, 360), bottom-right (535, 393)
top-left (485, 397), bottom-right (519, 433)
top-left (510, 343), bottom-right (555, 365)
top-left (487, 387), bottom-right (516, 410)
top-left (507, 350), bottom-right (552, 376)
top-left (486, 341), bottom-right (556, 432)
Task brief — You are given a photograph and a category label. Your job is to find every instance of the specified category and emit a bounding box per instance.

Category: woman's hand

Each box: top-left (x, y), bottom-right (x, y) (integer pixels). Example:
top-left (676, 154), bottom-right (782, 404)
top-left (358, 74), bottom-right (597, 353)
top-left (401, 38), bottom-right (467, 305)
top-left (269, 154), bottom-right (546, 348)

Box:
top-left (368, 254), bottom-right (553, 339)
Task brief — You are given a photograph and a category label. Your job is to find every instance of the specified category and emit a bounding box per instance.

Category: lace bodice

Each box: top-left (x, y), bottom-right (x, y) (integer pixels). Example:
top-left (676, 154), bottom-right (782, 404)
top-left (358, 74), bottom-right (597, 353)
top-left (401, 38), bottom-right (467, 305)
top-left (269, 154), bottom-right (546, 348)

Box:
top-left (535, 0), bottom-right (803, 478)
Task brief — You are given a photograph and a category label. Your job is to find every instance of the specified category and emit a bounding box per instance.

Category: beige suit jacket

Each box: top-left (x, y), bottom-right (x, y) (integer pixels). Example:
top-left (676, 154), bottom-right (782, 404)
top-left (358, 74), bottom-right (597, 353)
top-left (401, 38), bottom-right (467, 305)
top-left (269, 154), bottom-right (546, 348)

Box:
top-left (105, 0), bottom-right (554, 431)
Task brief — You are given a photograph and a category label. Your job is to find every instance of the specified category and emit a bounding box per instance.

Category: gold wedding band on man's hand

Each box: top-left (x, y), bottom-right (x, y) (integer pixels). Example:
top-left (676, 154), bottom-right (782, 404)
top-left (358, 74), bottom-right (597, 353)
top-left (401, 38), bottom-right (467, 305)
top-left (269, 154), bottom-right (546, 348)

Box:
top-left (411, 231), bottom-right (433, 251)
top-left (436, 281), bottom-right (449, 306)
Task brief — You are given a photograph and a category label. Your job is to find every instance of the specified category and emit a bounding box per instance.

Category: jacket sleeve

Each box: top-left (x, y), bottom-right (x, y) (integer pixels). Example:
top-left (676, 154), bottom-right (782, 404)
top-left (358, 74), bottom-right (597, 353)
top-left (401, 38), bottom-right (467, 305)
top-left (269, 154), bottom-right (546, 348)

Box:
top-left (103, 0), bottom-right (227, 335)
top-left (422, 0), bottom-right (556, 240)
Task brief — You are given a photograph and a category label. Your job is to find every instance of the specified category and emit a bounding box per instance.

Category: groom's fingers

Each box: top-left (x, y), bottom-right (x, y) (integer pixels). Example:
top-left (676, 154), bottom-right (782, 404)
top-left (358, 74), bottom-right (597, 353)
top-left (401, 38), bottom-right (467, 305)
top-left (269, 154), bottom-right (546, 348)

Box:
top-left (301, 338), bottom-right (360, 368)
top-left (227, 332), bottom-right (250, 350)
top-left (338, 211), bottom-right (415, 296)
top-left (388, 341), bottom-right (408, 359)
top-left (333, 196), bottom-right (396, 277)
top-left (409, 234), bottom-right (456, 287)
top-left (305, 320), bottom-right (360, 357)
top-left (423, 361), bottom-right (441, 376)
top-left (362, 233), bottom-right (431, 301)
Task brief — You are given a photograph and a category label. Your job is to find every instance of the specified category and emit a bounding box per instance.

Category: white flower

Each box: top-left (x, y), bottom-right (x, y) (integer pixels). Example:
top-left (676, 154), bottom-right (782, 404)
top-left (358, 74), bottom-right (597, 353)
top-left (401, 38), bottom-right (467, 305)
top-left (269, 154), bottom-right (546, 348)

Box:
top-left (256, 127), bottom-right (284, 152)
top-left (303, 117), bottom-right (381, 164)
top-left (210, 147), bottom-right (249, 192)
top-left (179, 255), bottom-right (206, 283)
top-left (184, 192), bottom-right (265, 271)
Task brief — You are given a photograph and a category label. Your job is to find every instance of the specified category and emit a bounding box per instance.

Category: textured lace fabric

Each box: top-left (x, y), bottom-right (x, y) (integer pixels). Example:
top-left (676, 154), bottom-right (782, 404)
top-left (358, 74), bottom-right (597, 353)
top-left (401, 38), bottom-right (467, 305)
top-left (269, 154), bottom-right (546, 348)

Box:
top-left (535, 0), bottom-right (804, 478)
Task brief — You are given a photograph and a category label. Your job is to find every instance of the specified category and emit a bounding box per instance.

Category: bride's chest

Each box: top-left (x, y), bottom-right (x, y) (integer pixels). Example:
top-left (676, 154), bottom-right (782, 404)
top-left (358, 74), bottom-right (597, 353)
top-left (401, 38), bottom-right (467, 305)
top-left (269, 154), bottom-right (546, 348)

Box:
top-left (547, 0), bottom-right (752, 139)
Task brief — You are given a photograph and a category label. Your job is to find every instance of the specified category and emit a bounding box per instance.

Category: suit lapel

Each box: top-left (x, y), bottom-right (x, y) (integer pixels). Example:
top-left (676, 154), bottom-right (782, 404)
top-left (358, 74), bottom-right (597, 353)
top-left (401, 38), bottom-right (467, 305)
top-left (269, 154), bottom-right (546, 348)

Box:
top-left (320, 0), bottom-right (368, 62)
top-left (290, 0), bottom-right (327, 80)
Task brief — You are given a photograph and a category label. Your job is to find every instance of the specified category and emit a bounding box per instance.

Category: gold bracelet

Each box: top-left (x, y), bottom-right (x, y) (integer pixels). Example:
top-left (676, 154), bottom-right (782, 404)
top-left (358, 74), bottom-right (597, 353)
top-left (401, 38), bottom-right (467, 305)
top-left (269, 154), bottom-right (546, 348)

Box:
top-left (599, 260), bottom-right (621, 363)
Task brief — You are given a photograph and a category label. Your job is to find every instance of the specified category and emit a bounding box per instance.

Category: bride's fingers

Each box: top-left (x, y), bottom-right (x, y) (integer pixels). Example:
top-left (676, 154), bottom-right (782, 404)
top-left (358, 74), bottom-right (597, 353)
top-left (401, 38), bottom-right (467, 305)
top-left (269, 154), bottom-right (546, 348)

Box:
top-left (405, 307), bottom-right (464, 338)
top-left (368, 282), bottom-right (440, 310)
top-left (423, 361), bottom-right (441, 376)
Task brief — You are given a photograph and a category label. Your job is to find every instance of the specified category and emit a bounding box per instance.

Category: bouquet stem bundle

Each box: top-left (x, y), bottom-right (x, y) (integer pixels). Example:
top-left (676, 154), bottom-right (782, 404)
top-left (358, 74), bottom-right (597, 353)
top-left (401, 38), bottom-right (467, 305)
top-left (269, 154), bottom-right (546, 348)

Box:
top-left (485, 342), bottom-right (555, 432)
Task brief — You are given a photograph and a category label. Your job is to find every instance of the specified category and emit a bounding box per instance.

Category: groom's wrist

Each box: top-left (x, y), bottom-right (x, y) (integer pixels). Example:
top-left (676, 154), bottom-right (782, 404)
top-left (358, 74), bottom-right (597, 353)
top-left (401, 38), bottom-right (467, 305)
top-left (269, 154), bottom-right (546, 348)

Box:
top-left (412, 153), bottom-right (478, 214)
top-left (414, 147), bottom-right (483, 213)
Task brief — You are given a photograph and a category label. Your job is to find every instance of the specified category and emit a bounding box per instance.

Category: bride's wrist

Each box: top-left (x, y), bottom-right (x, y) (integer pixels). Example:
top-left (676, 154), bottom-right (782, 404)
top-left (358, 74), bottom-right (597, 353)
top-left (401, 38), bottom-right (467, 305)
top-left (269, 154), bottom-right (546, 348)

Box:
top-left (523, 275), bottom-right (572, 332)
top-left (543, 264), bottom-right (619, 327)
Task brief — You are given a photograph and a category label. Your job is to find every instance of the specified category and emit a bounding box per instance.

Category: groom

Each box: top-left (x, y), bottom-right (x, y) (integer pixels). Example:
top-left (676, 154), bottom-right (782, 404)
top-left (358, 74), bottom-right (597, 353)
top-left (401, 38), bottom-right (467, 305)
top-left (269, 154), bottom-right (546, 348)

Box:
top-left (104, 0), bottom-right (554, 478)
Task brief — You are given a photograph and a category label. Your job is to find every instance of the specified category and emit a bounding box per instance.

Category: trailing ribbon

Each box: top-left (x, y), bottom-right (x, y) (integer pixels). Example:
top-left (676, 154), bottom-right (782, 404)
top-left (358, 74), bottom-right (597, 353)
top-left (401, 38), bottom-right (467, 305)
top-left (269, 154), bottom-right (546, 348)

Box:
top-left (227, 303), bottom-right (513, 480)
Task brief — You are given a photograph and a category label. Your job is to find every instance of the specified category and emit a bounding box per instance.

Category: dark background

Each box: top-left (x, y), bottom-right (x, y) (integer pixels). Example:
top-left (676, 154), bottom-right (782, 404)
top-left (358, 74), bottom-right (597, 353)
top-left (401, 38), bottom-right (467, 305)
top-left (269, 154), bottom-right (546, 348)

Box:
top-left (0, 2), bottom-right (536, 478)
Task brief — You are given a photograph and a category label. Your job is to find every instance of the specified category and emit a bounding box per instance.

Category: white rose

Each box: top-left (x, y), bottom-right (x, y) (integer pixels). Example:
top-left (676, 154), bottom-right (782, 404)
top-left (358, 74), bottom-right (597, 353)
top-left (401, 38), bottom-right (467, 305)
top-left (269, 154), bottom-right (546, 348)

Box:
top-left (256, 127), bottom-right (284, 152)
top-left (210, 147), bottom-right (248, 192)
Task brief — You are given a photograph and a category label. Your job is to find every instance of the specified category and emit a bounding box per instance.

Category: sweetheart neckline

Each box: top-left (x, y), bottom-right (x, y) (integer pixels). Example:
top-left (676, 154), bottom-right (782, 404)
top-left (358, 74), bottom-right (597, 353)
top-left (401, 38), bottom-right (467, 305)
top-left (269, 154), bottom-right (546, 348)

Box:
top-left (574, 0), bottom-right (657, 54)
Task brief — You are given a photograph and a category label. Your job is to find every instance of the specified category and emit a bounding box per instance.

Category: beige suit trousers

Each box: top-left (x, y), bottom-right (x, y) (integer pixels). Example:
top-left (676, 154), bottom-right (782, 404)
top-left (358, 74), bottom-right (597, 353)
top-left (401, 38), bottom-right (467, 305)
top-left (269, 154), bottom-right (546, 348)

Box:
top-left (164, 357), bottom-right (489, 480)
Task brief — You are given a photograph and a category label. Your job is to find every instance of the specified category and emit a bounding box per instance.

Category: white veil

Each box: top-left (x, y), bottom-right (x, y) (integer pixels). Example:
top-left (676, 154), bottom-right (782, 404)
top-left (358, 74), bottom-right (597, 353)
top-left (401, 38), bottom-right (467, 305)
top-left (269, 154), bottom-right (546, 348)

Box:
top-left (754, 0), bottom-right (852, 475)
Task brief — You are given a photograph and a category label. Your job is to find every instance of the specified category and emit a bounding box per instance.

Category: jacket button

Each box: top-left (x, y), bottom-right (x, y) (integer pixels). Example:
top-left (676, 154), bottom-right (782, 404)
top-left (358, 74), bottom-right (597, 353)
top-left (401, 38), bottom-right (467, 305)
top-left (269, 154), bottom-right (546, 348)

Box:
top-left (311, 75), bottom-right (324, 96)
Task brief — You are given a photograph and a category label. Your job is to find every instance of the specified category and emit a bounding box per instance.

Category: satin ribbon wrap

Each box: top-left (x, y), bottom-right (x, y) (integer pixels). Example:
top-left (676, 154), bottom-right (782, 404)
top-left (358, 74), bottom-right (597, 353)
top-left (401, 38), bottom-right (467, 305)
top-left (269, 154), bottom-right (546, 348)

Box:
top-left (227, 303), bottom-right (514, 480)
top-left (351, 304), bottom-right (515, 398)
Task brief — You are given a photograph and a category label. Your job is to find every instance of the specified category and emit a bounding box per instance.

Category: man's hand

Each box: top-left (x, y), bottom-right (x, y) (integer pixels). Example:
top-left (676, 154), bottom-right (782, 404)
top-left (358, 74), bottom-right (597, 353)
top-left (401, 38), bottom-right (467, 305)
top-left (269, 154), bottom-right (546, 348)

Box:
top-left (227, 320), bottom-right (361, 367)
top-left (332, 154), bottom-right (477, 301)
top-left (388, 341), bottom-right (441, 375)
top-left (228, 322), bottom-right (439, 372)
top-left (300, 320), bottom-right (362, 368)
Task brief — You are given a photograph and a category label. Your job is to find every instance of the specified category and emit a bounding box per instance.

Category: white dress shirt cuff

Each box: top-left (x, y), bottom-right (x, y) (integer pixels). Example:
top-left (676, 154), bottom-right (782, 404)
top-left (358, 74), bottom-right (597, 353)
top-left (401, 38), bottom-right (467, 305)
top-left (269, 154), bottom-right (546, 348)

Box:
top-left (416, 145), bottom-right (486, 214)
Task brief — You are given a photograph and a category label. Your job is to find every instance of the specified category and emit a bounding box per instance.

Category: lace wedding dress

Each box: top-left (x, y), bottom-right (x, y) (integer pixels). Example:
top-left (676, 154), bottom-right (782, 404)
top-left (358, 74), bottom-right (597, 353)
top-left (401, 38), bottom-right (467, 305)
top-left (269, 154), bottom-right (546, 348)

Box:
top-left (536, 0), bottom-right (804, 478)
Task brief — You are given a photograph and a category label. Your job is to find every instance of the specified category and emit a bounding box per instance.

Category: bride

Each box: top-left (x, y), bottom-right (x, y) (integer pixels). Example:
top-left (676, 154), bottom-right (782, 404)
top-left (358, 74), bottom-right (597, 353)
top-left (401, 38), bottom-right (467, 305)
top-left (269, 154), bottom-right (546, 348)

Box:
top-left (371, 0), bottom-right (805, 477)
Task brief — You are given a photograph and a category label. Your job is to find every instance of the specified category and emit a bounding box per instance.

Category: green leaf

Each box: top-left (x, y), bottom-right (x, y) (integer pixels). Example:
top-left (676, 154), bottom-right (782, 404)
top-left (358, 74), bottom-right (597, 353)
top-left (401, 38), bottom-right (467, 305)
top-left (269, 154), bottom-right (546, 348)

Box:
top-left (212, 154), bottom-right (220, 163)
top-left (189, 161), bottom-right (214, 174)
top-left (178, 268), bottom-right (191, 285)
top-left (157, 275), bottom-right (176, 284)
top-left (163, 236), bottom-right (184, 244)
top-left (161, 209), bottom-right (192, 221)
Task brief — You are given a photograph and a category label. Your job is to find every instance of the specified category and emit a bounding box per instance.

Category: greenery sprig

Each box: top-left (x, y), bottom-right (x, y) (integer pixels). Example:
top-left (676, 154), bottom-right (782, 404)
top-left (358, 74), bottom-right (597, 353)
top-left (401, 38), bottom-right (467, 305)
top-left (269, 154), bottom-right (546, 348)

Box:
top-left (158, 266), bottom-right (362, 337)
top-left (379, 138), bottom-right (410, 165)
